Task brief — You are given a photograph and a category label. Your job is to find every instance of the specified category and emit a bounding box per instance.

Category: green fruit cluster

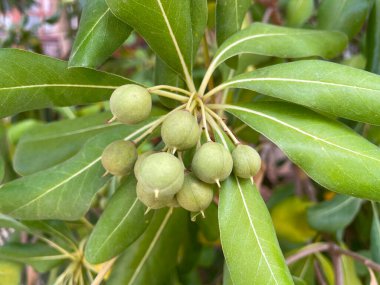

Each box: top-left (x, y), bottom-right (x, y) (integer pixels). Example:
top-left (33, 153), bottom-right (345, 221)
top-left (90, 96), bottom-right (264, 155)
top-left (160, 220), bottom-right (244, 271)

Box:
top-left (101, 86), bottom-right (262, 217)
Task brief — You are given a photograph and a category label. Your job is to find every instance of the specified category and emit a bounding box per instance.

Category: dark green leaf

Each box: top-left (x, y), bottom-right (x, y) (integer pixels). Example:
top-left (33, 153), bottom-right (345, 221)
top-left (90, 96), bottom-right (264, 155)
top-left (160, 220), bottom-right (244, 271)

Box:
top-left (0, 243), bottom-right (65, 272)
top-left (226, 102), bottom-right (380, 201)
top-left (13, 112), bottom-right (122, 175)
top-left (107, 208), bottom-right (187, 285)
top-left (216, 0), bottom-right (251, 68)
top-left (106, 0), bottom-right (193, 78)
top-left (0, 120), bottom-right (158, 220)
top-left (0, 49), bottom-right (132, 118)
top-left (221, 60), bottom-right (380, 126)
top-left (307, 195), bottom-right (362, 232)
top-left (371, 202), bottom-right (380, 263)
top-left (219, 177), bottom-right (293, 285)
top-left (85, 176), bottom-right (152, 264)
top-left (318, 0), bottom-right (370, 39)
top-left (366, 0), bottom-right (380, 74)
top-left (204, 23), bottom-right (347, 80)
top-left (197, 202), bottom-right (219, 242)
top-left (191, 0), bottom-right (208, 57)
top-left (69, 0), bottom-right (132, 68)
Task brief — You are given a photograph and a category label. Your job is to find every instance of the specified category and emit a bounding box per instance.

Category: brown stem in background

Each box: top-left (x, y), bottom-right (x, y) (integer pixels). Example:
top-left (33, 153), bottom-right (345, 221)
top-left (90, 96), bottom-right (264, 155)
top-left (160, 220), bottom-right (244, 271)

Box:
top-left (256, 0), bottom-right (283, 25)
top-left (314, 260), bottom-right (328, 285)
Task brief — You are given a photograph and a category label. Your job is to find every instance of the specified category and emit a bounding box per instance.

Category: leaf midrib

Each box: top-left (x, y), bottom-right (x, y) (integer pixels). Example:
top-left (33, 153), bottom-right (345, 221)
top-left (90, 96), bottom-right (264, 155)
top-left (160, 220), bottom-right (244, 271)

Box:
top-left (226, 105), bottom-right (380, 163)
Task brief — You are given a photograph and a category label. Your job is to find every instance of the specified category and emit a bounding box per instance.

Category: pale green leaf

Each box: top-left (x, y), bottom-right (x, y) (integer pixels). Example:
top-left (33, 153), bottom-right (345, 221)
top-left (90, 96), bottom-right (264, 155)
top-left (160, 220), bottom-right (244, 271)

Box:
top-left (0, 49), bottom-right (132, 118)
top-left (307, 195), bottom-right (362, 232)
top-left (318, 0), bottom-right (371, 39)
top-left (69, 0), bottom-right (132, 68)
top-left (14, 112), bottom-right (122, 175)
top-left (0, 243), bottom-right (65, 272)
top-left (106, 0), bottom-right (193, 78)
top-left (286, 0), bottom-right (314, 27)
top-left (0, 120), bottom-right (158, 220)
top-left (219, 177), bottom-right (293, 285)
top-left (85, 176), bottom-right (152, 264)
top-left (225, 102), bottom-right (380, 201)
top-left (107, 208), bottom-right (187, 285)
top-left (218, 60), bottom-right (380, 125)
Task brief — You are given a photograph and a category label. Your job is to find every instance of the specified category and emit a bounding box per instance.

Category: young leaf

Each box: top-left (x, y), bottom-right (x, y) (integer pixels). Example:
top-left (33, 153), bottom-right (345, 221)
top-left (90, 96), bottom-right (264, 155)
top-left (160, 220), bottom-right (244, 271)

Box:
top-left (217, 60), bottom-right (380, 126)
top-left (13, 112), bottom-right (123, 175)
top-left (307, 195), bottom-right (362, 233)
top-left (318, 0), bottom-right (370, 39)
top-left (366, 0), bottom-right (380, 74)
top-left (68, 0), bottom-right (133, 68)
top-left (219, 177), bottom-right (293, 285)
top-left (199, 23), bottom-right (347, 94)
top-left (225, 102), bottom-right (380, 201)
top-left (191, 0), bottom-right (208, 58)
top-left (0, 243), bottom-right (65, 272)
top-left (0, 120), bottom-right (157, 220)
top-left (216, 0), bottom-right (251, 68)
top-left (371, 203), bottom-right (380, 263)
top-left (107, 208), bottom-right (187, 285)
top-left (106, 0), bottom-right (194, 87)
top-left (0, 261), bottom-right (22, 285)
top-left (85, 176), bottom-right (153, 264)
top-left (286, 0), bottom-right (314, 27)
top-left (0, 49), bottom-right (133, 118)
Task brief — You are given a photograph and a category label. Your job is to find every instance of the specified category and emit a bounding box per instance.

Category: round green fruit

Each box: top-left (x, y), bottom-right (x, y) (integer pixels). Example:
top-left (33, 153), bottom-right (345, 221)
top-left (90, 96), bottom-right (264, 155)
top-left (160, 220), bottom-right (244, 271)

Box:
top-left (136, 182), bottom-right (173, 209)
top-left (138, 152), bottom-right (184, 198)
top-left (232, 144), bottom-right (261, 179)
top-left (161, 110), bottom-right (200, 151)
top-left (110, 84), bottom-right (152, 124)
top-left (134, 151), bottom-right (155, 180)
top-left (176, 173), bottom-right (214, 212)
top-left (191, 142), bottom-right (233, 185)
top-left (101, 140), bottom-right (137, 176)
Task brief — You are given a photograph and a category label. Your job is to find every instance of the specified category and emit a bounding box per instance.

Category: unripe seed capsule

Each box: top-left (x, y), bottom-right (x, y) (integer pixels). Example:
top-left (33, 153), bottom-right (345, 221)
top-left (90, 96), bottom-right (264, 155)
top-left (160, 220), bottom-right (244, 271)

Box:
top-left (110, 84), bottom-right (152, 124)
top-left (191, 142), bottom-right (233, 184)
top-left (136, 182), bottom-right (173, 209)
top-left (101, 140), bottom-right (137, 176)
top-left (134, 151), bottom-right (155, 180)
top-left (232, 145), bottom-right (261, 179)
top-left (161, 110), bottom-right (200, 151)
top-left (176, 173), bottom-right (214, 212)
top-left (138, 152), bottom-right (185, 198)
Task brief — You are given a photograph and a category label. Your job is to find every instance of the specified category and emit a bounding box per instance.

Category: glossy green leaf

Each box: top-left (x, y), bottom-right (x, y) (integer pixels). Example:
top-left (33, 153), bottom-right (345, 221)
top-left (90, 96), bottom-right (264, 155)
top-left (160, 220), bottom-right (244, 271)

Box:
top-left (85, 176), bottom-right (152, 264)
top-left (0, 49), bottom-right (132, 118)
top-left (13, 112), bottom-right (123, 175)
top-left (106, 0), bottom-right (193, 77)
top-left (0, 120), bottom-right (157, 220)
top-left (286, 0), bottom-right (314, 27)
top-left (0, 261), bottom-right (22, 285)
top-left (371, 203), bottom-right (380, 263)
top-left (307, 195), bottom-right (362, 232)
top-left (318, 0), bottom-right (370, 39)
top-left (205, 22), bottom-right (347, 78)
top-left (225, 102), bottom-right (380, 201)
top-left (221, 60), bottom-right (380, 125)
top-left (366, 0), bottom-right (380, 74)
top-left (154, 57), bottom-right (184, 108)
top-left (191, 0), bottom-right (208, 57)
top-left (216, 0), bottom-right (251, 68)
top-left (0, 243), bottom-right (65, 272)
top-left (223, 262), bottom-right (233, 285)
top-left (107, 208), bottom-right (187, 285)
top-left (68, 0), bottom-right (132, 68)
top-left (219, 177), bottom-right (293, 285)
